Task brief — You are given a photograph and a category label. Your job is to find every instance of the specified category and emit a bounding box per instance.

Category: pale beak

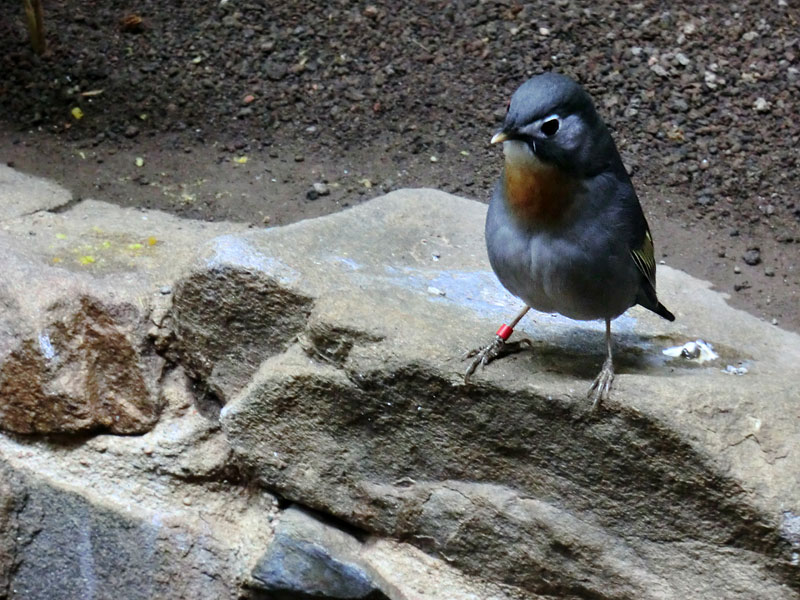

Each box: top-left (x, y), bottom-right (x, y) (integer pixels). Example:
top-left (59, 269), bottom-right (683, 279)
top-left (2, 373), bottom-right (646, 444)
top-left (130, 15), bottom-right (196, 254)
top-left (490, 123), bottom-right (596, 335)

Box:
top-left (490, 131), bottom-right (510, 144)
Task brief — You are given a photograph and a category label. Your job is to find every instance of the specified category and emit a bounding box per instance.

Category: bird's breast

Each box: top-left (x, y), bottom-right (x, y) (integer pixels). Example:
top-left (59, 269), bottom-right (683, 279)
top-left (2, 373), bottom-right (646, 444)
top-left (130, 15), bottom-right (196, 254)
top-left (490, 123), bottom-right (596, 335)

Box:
top-left (502, 148), bottom-right (575, 227)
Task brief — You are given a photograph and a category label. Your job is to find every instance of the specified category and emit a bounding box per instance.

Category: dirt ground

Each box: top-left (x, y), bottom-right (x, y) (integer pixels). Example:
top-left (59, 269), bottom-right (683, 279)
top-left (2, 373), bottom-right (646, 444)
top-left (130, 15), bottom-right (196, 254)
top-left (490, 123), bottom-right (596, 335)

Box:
top-left (1, 1), bottom-right (797, 332)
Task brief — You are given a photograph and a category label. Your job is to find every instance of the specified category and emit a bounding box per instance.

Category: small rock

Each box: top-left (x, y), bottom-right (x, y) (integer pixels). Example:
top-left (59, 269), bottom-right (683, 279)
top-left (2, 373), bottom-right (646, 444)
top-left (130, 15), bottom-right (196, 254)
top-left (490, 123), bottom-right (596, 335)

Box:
top-left (764, 267), bottom-right (775, 277)
top-left (160, 286), bottom-right (172, 295)
top-left (306, 189), bottom-right (319, 201)
top-left (650, 64), bottom-right (669, 78)
top-left (743, 248), bottom-right (761, 266)
top-left (675, 52), bottom-right (691, 66)
top-left (734, 265), bottom-right (742, 274)
top-left (427, 286), bottom-right (446, 297)
top-left (294, 155), bottom-right (305, 162)
top-left (124, 125), bottom-right (139, 138)
top-left (753, 97), bottom-right (770, 112)
top-left (251, 506), bottom-right (381, 599)
top-left (312, 182), bottom-right (330, 197)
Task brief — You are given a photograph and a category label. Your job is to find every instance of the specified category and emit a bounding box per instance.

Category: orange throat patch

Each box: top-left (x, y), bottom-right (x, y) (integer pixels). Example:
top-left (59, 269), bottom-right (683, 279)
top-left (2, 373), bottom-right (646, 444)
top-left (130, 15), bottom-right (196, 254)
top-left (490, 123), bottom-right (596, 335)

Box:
top-left (502, 147), bottom-right (574, 226)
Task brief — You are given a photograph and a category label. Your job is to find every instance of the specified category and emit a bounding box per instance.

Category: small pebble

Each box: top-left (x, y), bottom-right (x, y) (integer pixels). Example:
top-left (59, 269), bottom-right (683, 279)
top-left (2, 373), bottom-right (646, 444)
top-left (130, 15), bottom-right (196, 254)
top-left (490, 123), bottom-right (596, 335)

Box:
top-left (312, 182), bottom-right (330, 196)
top-left (764, 267), bottom-right (775, 277)
top-left (427, 286), bottom-right (446, 296)
top-left (743, 248), bottom-right (761, 265)
top-left (160, 285), bottom-right (172, 295)
top-left (753, 97), bottom-right (770, 112)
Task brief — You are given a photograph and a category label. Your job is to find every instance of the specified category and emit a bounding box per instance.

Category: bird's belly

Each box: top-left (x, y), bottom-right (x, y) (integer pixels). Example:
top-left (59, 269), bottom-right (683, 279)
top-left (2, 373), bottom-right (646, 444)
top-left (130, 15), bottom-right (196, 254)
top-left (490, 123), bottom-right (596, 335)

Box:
top-left (488, 226), bottom-right (638, 321)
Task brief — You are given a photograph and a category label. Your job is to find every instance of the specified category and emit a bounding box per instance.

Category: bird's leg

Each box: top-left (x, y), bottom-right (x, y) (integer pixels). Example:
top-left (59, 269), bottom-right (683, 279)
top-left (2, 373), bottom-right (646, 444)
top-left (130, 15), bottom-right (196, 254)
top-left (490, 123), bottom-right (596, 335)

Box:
top-left (463, 306), bottom-right (532, 383)
top-left (588, 317), bottom-right (614, 409)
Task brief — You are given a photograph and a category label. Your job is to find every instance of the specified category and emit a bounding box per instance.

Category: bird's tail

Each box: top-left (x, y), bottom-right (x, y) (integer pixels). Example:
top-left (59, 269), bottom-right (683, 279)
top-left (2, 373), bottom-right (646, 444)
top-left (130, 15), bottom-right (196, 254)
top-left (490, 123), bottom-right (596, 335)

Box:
top-left (651, 301), bottom-right (675, 322)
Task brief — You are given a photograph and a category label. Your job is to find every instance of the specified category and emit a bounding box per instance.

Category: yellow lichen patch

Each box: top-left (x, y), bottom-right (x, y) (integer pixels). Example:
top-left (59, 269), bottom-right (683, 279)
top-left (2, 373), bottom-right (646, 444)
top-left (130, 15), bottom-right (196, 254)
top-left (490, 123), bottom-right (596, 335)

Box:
top-left (52, 257), bottom-right (62, 264)
top-left (78, 255), bottom-right (95, 265)
top-left (147, 236), bottom-right (158, 246)
top-left (55, 233), bottom-right (67, 240)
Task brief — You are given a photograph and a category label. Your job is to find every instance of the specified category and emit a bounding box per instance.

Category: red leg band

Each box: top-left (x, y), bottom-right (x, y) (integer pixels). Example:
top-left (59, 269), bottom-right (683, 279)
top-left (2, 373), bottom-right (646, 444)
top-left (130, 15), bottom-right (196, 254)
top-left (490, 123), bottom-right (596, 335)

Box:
top-left (496, 324), bottom-right (513, 341)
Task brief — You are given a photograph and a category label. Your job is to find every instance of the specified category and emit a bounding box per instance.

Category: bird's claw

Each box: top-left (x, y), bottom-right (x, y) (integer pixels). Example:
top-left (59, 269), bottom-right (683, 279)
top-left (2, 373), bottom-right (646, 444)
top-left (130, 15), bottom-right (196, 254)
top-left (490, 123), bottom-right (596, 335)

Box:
top-left (463, 336), bottom-right (532, 384)
top-left (587, 356), bottom-right (614, 410)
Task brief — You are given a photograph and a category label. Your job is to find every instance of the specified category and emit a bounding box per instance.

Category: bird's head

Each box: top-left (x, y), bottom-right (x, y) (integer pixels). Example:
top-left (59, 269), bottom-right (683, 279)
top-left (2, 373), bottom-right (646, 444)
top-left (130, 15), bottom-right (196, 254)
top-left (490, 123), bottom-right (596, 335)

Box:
top-left (492, 73), bottom-right (615, 177)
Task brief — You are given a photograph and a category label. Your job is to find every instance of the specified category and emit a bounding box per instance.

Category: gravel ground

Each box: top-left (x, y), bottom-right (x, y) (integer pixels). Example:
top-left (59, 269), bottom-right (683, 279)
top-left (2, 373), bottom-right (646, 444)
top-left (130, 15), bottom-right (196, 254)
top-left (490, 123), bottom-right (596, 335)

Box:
top-left (1, 0), bottom-right (798, 331)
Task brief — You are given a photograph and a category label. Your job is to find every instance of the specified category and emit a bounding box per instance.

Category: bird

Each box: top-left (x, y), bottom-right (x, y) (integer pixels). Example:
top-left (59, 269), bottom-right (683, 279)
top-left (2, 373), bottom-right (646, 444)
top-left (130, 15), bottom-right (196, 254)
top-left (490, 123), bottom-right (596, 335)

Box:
top-left (464, 72), bottom-right (675, 408)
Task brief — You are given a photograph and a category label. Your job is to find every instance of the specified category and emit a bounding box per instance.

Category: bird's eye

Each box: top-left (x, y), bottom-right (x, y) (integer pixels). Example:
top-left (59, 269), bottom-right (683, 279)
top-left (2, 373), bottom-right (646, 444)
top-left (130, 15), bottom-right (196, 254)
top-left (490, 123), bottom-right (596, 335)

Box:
top-left (541, 118), bottom-right (559, 136)
top-left (505, 99), bottom-right (511, 114)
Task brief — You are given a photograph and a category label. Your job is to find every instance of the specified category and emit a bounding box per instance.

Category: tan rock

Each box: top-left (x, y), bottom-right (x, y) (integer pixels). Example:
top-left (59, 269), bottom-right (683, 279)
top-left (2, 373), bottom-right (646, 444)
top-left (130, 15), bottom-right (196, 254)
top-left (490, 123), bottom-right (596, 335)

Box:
top-left (0, 169), bottom-right (246, 434)
top-left (201, 189), bottom-right (800, 599)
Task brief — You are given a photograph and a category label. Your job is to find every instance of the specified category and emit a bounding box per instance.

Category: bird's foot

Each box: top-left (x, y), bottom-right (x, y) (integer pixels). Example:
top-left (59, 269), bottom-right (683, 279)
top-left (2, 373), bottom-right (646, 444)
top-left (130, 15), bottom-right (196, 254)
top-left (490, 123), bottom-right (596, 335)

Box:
top-left (463, 335), bottom-right (532, 384)
top-left (587, 356), bottom-right (614, 409)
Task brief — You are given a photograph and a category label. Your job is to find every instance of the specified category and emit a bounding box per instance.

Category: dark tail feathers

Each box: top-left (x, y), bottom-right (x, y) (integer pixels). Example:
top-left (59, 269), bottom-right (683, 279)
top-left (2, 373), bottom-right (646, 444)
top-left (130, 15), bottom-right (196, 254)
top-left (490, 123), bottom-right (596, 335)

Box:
top-left (649, 301), bottom-right (675, 322)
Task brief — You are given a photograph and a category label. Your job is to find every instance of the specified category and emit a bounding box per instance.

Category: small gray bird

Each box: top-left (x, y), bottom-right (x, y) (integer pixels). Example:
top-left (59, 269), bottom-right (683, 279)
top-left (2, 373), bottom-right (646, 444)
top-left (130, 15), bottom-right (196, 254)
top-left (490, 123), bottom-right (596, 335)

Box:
top-left (465, 72), bottom-right (675, 407)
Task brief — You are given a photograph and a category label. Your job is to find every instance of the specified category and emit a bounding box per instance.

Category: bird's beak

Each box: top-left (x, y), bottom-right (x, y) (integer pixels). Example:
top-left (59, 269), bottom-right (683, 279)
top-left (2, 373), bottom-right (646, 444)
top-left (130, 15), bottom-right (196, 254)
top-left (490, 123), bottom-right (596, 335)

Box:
top-left (491, 131), bottom-right (510, 144)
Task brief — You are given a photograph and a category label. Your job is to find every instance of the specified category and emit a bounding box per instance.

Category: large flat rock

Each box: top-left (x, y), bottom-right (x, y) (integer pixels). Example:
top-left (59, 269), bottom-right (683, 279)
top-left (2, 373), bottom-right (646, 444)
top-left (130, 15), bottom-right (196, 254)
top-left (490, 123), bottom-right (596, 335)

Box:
top-left (177, 189), bottom-right (800, 599)
top-left (0, 169), bottom-right (536, 599)
top-left (1, 167), bottom-right (798, 598)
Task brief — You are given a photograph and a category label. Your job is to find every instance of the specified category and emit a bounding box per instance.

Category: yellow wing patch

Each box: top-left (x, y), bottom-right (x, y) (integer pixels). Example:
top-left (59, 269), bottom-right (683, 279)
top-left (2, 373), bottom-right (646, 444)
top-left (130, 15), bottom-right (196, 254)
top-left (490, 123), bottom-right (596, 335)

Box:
top-left (631, 227), bottom-right (656, 289)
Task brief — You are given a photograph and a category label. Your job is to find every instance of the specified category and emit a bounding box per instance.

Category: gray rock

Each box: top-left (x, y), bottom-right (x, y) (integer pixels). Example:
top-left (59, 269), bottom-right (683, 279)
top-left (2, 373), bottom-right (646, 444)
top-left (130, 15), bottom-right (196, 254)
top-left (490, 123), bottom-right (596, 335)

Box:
top-left (0, 164), bottom-right (72, 218)
top-left (251, 506), bottom-right (384, 599)
top-left (0, 169), bottom-right (529, 600)
top-left (201, 189), bottom-right (799, 599)
top-left (1, 169), bottom-right (799, 598)
top-left (313, 182), bottom-right (331, 197)
top-left (743, 248), bottom-right (762, 266)
top-left (0, 367), bottom-right (276, 600)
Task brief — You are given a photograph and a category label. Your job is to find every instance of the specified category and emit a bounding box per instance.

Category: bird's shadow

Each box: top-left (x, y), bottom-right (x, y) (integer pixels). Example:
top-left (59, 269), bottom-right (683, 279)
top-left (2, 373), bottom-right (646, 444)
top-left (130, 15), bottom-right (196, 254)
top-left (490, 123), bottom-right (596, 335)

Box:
top-left (491, 328), bottom-right (701, 379)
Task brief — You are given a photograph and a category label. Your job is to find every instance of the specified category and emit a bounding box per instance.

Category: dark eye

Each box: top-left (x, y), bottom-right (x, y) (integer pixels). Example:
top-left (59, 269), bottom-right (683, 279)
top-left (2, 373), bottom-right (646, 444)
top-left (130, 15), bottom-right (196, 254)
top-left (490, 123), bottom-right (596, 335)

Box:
top-left (505, 99), bottom-right (511, 114)
top-left (541, 118), bottom-right (559, 136)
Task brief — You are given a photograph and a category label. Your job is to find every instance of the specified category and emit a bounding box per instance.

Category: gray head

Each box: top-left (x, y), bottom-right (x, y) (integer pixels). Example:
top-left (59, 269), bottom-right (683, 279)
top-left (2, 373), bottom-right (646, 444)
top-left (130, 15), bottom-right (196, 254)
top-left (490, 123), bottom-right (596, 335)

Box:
top-left (493, 73), bottom-right (619, 176)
